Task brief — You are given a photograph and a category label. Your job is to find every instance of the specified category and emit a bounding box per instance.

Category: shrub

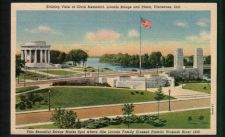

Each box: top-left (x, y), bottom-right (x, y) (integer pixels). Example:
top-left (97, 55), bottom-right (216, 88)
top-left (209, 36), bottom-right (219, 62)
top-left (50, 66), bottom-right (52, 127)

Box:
top-left (19, 95), bottom-right (27, 102)
top-left (203, 86), bottom-right (207, 90)
top-left (131, 92), bottom-right (135, 95)
top-left (74, 119), bottom-right (81, 129)
top-left (152, 119), bottom-right (166, 127)
top-left (110, 116), bottom-right (123, 125)
top-left (129, 115), bottom-right (139, 123)
top-left (51, 108), bottom-right (77, 129)
top-left (188, 116), bottom-right (192, 121)
top-left (26, 100), bottom-right (33, 109)
top-left (199, 115), bottom-right (204, 120)
top-left (135, 91), bottom-right (139, 94)
top-left (140, 92), bottom-right (144, 95)
top-left (18, 102), bottom-right (26, 110)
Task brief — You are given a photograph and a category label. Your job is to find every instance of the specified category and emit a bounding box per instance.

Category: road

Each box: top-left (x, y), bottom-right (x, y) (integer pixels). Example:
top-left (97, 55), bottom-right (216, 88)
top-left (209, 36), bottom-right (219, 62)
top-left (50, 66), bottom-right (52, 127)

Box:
top-left (16, 97), bottom-right (210, 125)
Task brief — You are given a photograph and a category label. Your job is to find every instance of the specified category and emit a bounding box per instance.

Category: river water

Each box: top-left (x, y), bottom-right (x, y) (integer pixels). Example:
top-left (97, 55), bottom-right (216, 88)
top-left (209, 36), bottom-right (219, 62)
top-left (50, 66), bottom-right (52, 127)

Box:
top-left (86, 58), bottom-right (139, 72)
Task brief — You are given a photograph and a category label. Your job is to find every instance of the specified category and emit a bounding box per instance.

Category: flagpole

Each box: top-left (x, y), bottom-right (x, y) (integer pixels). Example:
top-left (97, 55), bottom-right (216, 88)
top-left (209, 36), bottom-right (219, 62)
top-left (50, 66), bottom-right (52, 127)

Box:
top-left (139, 17), bottom-right (142, 76)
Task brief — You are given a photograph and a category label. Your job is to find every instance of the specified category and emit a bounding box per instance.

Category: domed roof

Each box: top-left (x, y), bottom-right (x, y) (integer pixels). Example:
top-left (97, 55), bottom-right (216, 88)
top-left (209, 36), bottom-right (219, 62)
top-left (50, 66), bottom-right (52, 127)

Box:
top-left (24, 41), bottom-right (47, 46)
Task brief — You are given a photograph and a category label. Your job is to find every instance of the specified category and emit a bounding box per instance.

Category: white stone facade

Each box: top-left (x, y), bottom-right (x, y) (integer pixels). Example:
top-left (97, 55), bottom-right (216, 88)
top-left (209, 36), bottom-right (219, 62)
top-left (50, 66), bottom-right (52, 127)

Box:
top-left (174, 48), bottom-right (184, 70)
top-left (194, 48), bottom-right (203, 78)
top-left (21, 41), bottom-right (51, 68)
top-left (172, 48), bottom-right (204, 79)
top-left (99, 74), bottom-right (174, 90)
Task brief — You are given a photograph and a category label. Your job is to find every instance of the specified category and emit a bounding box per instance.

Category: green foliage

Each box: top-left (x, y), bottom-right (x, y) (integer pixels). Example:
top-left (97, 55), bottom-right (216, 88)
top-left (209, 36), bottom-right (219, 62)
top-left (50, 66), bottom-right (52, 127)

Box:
top-left (122, 103), bottom-right (134, 128)
top-left (51, 108), bottom-right (78, 129)
top-left (204, 55), bottom-right (211, 64)
top-left (67, 49), bottom-right (88, 66)
top-left (199, 115), bottom-right (204, 120)
top-left (154, 87), bottom-right (165, 101)
top-left (17, 93), bottom-right (44, 110)
top-left (16, 55), bottom-right (25, 77)
top-left (152, 119), bottom-right (166, 127)
top-left (154, 87), bottom-right (165, 118)
top-left (122, 103), bottom-right (134, 116)
top-left (50, 50), bottom-right (66, 64)
top-left (188, 116), bottom-right (192, 121)
top-left (99, 52), bottom-right (174, 68)
top-left (184, 55), bottom-right (193, 66)
top-left (16, 55), bottom-right (25, 83)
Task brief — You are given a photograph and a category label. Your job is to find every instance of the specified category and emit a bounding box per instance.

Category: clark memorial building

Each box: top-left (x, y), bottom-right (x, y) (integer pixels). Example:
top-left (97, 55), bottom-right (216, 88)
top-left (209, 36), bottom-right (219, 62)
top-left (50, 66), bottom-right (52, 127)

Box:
top-left (21, 41), bottom-right (51, 68)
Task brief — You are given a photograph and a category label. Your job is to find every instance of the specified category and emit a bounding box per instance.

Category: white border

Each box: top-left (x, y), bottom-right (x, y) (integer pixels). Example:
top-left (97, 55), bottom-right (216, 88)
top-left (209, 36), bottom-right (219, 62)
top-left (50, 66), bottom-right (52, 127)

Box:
top-left (11, 3), bottom-right (217, 135)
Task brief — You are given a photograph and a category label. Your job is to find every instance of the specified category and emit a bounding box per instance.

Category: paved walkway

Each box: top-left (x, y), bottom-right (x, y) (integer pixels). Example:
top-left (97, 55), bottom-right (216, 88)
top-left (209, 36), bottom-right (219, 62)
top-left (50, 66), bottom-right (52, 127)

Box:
top-left (16, 107), bottom-right (209, 128)
top-left (27, 69), bottom-right (58, 77)
top-left (16, 84), bottom-right (52, 95)
top-left (16, 97), bottom-right (210, 125)
top-left (147, 85), bottom-right (210, 99)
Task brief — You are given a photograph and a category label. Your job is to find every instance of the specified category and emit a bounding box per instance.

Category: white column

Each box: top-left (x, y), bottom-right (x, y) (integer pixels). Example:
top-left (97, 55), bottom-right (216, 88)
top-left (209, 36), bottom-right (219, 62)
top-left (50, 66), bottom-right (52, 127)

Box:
top-left (48, 50), bottom-right (50, 63)
top-left (34, 50), bottom-right (37, 63)
top-left (40, 50), bottom-right (43, 63)
top-left (45, 50), bottom-right (47, 63)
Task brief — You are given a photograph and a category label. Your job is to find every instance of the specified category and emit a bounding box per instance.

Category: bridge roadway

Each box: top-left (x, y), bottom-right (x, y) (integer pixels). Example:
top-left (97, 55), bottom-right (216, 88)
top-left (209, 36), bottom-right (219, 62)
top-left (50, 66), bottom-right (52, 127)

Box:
top-left (16, 67), bottom-right (174, 88)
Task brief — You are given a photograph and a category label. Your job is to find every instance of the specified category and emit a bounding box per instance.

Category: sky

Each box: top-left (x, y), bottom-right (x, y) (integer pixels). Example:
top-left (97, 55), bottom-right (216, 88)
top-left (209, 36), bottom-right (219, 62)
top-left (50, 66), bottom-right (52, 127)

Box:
top-left (16, 10), bottom-right (211, 56)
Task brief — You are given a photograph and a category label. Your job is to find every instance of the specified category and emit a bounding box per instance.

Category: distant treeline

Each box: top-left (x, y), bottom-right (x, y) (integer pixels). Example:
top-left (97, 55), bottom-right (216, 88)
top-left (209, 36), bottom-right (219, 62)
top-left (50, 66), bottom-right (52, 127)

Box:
top-left (99, 52), bottom-right (174, 68)
top-left (99, 52), bottom-right (211, 68)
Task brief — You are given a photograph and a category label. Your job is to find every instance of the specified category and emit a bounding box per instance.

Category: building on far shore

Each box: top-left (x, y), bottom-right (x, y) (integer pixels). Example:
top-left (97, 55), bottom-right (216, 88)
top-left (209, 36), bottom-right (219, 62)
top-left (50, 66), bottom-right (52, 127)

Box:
top-left (21, 41), bottom-right (52, 68)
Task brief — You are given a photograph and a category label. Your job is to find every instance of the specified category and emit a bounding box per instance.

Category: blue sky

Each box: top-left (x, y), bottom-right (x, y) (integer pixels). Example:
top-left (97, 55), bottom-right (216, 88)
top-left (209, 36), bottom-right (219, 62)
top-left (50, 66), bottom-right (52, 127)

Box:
top-left (16, 10), bottom-right (211, 56)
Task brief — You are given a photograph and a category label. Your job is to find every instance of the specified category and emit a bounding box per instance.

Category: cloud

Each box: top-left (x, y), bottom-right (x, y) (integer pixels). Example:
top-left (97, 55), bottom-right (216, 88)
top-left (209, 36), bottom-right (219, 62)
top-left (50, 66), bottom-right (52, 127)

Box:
top-left (185, 31), bottom-right (210, 43)
top-left (128, 29), bottom-right (139, 37)
top-left (85, 29), bottom-right (120, 42)
top-left (174, 20), bottom-right (188, 28)
top-left (25, 25), bottom-right (61, 34)
top-left (196, 18), bottom-right (209, 27)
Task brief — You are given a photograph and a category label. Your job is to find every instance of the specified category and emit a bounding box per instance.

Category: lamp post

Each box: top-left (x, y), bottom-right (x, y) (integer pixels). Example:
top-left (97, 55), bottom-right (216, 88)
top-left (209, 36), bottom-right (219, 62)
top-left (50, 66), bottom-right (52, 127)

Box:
top-left (84, 63), bottom-right (87, 78)
top-left (46, 67), bottom-right (49, 79)
top-left (145, 78), bottom-right (147, 91)
top-left (24, 66), bottom-right (27, 87)
top-left (181, 72), bottom-right (184, 88)
top-left (48, 90), bottom-right (51, 111)
top-left (97, 66), bottom-right (100, 79)
top-left (156, 64), bottom-right (159, 75)
top-left (168, 89), bottom-right (171, 111)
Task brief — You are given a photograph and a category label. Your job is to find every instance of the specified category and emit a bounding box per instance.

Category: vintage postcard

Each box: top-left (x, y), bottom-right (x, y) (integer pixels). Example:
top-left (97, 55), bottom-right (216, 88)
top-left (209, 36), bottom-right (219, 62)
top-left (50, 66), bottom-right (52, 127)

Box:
top-left (11, 3), bottom-right (217, 135)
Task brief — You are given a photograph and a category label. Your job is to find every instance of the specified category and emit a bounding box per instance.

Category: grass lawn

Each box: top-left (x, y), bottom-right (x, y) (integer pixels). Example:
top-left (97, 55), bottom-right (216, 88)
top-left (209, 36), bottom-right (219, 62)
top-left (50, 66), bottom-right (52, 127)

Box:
top-left (16, 87), bottom-right (173, 112)
top-left (183, 83), bottom-right (211, 94)
top-left (72, 66), bottom-right (112, 73)
top-left (106, 109), bottom-right (210, 129)
top-left (41, 70), bottom-right (80, 75)
top-left (16, 86), bottom-right (39, 93)
top-left (17, 71), bottom-right (46, 80)
top-left (20, 109), bottom-right (209, 129)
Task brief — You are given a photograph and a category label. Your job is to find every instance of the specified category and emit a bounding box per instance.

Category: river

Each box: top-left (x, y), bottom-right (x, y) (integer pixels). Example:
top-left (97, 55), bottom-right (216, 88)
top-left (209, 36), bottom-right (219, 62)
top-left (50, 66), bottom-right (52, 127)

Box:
top-left (86, 58), bottom-right (139, 72)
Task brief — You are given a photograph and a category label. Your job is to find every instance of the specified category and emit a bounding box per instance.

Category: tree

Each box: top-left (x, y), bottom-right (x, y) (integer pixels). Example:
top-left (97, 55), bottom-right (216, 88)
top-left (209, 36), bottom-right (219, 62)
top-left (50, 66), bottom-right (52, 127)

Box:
top-left (160, 56), bottom-right (165, 67)
top-left (122, 103), bottom-right (134, 129)
top-left (16, 55), bottom-right (25, 84)
top-left (51, 108), bottom-right (78, 129)
top-left (154, 87), bottom-right (165, 119)
top-left (149, 52), bottom-right (162, 67)
top-left (79, 50), bottom-right (89, 66)
top-left (50, 50), bottom-right (66, 64)
top-left (68, 49), bottom-right (88, 66)
top-left (165, 54), bottom-right (174, 67)
top-left (204, 55), bottom-right (211, 64)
